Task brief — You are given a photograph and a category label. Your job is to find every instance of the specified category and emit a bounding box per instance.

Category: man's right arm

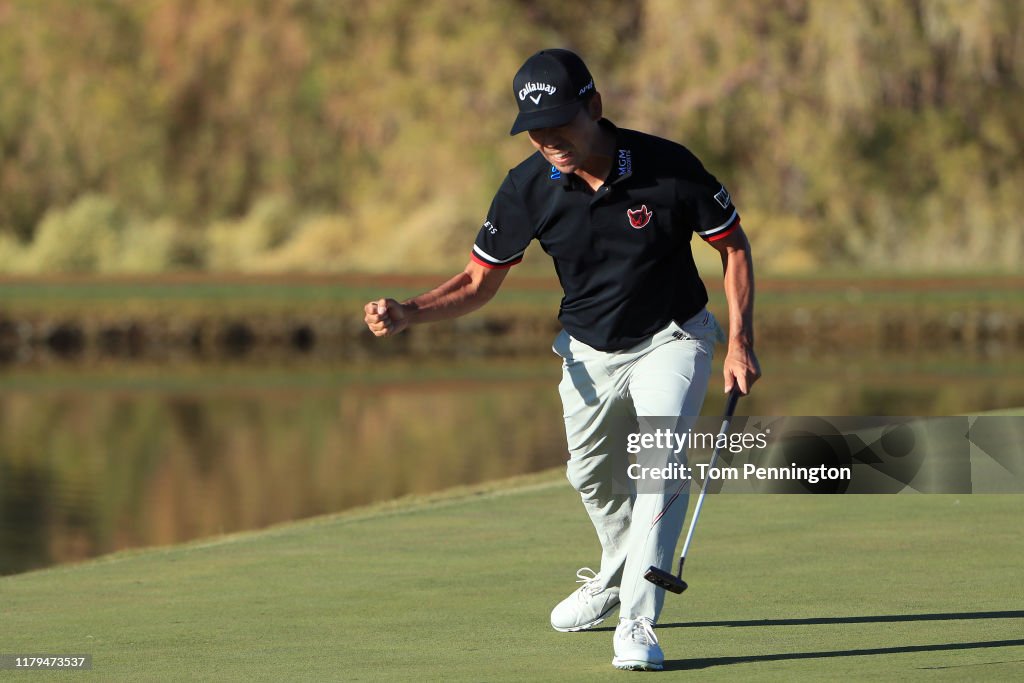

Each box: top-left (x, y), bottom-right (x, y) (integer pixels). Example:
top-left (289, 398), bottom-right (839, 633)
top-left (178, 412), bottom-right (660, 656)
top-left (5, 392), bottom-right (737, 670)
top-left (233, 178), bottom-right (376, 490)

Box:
top-left (363, 260), bottom-right (509, 337)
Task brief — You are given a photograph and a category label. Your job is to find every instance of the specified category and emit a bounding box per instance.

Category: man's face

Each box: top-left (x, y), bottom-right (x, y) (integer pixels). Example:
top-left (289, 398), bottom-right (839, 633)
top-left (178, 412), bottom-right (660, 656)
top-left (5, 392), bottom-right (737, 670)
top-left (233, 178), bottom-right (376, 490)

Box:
top-left (527, 106), bottom-right (600, 175)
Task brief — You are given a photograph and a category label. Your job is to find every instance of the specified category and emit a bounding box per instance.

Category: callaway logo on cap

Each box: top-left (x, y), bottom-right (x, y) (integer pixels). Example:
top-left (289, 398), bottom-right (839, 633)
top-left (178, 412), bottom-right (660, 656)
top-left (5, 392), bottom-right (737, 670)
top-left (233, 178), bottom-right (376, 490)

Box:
top-left (510, 49), bottom-right (596, 135)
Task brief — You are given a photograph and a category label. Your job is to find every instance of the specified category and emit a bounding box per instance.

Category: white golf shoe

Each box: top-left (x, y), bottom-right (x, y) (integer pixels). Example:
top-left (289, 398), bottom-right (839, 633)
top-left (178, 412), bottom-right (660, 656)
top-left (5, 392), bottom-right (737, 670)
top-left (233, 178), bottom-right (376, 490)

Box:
top-left (612, 616), bottom-right (664, 671)
top-left (550, 567), bottom-right (620, 632)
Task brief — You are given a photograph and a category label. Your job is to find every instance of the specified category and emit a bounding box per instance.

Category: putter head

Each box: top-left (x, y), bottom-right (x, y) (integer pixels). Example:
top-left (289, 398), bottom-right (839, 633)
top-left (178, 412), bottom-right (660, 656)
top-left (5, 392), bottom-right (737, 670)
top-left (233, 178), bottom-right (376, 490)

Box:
top-left (644, 566), bottom-right (688, 594)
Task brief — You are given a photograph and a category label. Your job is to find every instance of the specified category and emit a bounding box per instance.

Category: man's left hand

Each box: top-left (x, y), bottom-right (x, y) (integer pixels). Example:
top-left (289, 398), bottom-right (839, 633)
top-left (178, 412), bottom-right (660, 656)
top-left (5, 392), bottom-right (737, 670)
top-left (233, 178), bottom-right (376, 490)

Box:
top-left (723, 343), bottom-right (761, 395)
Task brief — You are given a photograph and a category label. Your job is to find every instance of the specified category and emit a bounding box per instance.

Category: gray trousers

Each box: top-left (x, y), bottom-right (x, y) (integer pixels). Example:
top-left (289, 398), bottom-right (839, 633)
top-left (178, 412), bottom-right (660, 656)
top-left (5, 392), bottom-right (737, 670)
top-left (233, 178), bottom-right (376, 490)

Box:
top-left (552, 309), bottom-right (717, 622)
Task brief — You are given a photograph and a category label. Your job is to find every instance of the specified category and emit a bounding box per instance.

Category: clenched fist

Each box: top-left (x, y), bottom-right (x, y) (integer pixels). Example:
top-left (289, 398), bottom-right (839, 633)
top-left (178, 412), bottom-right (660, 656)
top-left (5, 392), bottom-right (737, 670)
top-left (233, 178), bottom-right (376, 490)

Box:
top-left (363, 298), bottom-right (409, 337)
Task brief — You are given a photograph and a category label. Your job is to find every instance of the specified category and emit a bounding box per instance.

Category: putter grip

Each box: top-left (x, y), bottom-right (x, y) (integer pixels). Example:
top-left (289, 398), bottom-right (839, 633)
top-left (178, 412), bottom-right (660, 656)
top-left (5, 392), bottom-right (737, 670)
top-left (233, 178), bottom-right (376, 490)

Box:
top-left (724, 388), bottom-right (740, 419)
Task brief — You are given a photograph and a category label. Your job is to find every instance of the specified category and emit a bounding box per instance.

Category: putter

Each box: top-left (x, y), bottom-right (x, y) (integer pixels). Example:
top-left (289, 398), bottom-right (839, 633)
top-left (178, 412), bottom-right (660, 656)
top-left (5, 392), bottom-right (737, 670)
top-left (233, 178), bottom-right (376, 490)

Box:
top-left (644, 388), bottom-right (741, 594)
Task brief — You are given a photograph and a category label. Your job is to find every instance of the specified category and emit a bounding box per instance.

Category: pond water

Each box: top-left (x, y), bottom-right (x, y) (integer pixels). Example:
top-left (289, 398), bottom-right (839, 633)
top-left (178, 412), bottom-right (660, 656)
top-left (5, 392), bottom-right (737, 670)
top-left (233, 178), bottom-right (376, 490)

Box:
top-left (1, 345), bottom-right (1022, 575)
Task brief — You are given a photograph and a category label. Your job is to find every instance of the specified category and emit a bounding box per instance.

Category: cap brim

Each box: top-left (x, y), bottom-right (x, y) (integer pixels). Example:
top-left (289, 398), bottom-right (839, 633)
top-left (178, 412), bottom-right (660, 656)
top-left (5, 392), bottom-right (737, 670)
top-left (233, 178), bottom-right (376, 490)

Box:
top-left (509, 101), bottom-right (585, 135)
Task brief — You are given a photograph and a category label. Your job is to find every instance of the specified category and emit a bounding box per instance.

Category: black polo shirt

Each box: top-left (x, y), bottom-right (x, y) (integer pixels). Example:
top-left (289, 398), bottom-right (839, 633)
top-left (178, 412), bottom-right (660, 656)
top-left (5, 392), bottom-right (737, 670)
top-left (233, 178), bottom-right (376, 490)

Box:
top-left (471, 119), bottom-right (740, 351)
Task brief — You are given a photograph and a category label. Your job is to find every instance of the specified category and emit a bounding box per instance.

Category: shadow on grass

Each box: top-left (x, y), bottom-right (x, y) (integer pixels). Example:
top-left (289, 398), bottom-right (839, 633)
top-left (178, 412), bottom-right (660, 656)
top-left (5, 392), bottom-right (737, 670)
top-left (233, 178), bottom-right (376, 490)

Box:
top-left (590, 611), bottom-right (1024, 671)
top-left (663, 638), bottom-right (1024, 671)
top-left (658, 609), bottom-right (1024, 629)
top-left (589, 609), bottom-right (1024, 633)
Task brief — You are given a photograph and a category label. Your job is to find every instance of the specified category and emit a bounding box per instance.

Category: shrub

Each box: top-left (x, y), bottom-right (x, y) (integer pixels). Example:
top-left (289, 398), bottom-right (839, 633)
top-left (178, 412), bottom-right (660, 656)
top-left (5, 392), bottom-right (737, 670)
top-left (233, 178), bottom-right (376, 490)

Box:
top-left (23, 195), bottom-right (126, 273)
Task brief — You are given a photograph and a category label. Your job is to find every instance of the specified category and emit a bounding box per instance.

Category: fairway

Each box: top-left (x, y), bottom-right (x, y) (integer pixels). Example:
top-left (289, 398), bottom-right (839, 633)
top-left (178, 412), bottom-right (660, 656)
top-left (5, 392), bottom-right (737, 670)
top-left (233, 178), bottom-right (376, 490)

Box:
top-left (2, 470), bottom-right (1022, 680)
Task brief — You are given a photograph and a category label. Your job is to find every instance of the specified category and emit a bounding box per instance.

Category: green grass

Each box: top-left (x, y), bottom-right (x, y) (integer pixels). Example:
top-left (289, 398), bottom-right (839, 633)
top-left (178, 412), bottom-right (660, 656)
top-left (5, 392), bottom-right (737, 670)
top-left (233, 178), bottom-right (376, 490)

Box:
top-left (2, 470), bottom-right (1022, 681)
top-left (0, 276), bottom-right (564, 316)
top-left (0, 274), bottom-right (1021, 317)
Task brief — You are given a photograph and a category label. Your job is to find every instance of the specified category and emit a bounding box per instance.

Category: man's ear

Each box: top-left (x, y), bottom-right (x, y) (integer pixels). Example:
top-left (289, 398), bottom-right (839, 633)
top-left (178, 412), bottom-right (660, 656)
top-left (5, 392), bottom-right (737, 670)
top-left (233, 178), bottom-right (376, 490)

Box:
top-left (588, 92), bottom-right (603, 120)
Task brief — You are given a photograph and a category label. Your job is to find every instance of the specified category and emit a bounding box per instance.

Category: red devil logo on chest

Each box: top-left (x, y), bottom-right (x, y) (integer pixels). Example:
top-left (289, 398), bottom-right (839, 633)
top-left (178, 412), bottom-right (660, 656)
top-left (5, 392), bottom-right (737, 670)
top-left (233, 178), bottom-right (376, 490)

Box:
top-left (626, 205), bottom-right (653, 229)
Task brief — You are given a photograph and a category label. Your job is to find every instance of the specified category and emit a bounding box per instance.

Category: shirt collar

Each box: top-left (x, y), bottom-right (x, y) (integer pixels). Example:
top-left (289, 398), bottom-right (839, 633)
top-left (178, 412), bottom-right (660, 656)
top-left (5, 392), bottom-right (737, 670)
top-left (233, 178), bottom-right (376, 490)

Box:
top-left (554, 118), bottom-right (633, 190)
top-left (602, 119), bottom-right (634, 185)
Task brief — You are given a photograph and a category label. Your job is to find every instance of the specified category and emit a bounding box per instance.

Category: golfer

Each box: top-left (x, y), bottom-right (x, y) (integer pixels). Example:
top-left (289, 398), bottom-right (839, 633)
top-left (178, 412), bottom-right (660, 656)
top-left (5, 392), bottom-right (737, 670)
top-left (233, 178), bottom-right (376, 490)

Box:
top-left (364, 48), bottom-right (760, 671)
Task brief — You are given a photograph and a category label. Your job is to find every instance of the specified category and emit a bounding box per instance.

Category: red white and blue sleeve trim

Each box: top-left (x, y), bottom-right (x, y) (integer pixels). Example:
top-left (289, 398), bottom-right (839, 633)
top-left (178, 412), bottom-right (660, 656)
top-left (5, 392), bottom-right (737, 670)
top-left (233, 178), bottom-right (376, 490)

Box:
top-left (471, 244), bottom-right (525, 269)
top-left (696, 210), bottom-right (740, 242)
